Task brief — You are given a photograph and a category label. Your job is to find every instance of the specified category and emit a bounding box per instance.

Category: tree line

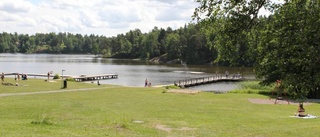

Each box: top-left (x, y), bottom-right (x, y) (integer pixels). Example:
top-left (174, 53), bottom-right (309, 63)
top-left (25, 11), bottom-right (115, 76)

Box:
top-left (0, 24), bottom-right (218, 65)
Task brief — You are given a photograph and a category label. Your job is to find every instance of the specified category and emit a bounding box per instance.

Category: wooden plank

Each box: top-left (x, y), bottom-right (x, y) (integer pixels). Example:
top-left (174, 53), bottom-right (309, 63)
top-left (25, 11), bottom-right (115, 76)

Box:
top-left (71, 74), bottom-right (118, 82)
top-left (3, 73), bottom-right (118, 82)
top-left (174, 75), bottom-right (243, 88)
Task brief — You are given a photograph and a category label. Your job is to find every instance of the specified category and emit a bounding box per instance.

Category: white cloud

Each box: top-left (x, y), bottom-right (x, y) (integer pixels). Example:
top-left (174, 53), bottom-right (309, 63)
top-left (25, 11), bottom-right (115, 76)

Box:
top-left (0, 0), bottom-right (34, 13)
top-left (0, 0), bottom-right (199, 36)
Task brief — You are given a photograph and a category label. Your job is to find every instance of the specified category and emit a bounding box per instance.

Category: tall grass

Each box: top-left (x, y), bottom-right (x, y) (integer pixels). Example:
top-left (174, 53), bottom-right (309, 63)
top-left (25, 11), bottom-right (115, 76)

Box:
top-left (230, 81), bottom-right (274, 94)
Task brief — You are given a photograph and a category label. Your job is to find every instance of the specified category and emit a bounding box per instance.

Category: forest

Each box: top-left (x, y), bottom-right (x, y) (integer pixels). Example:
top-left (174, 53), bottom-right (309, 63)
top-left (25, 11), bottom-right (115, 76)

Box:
top-left (0, 24), bottom-right (217, 65)
top-left (0, 0), bottom-right (319, 98)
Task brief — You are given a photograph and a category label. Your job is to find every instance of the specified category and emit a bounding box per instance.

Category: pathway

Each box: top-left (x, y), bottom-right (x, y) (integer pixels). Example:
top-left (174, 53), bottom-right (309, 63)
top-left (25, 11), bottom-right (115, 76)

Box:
top-left (0, 87), bottom-right (116, 97)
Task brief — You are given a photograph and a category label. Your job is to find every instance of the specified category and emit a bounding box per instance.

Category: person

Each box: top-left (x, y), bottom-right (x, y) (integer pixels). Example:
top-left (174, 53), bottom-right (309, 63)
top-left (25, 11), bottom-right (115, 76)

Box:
top-left (296, 103), bottom-right (307, 117)
top-left (215, 71), bottom-right (218, 77)
top-left (225, 71), bottom-right (229, 78)
top-left (17, 73), bottom-right (20, 81)
top-left (237, 72), bottom-right (241, 78)
top-left (22, 74), bottom-right (25, 80)
top-left (1, 72), bottom-right (4, 83)
top-left (22, 74), bottom-right (28, 80)
top-left (47, 72), bottom-right (50, 81)
top-left (145, 79), bottom-right (148, 87)
top-left (148, 82), bottom-right (151, 87)
top-left (97, 80), bottom-right (100, 86)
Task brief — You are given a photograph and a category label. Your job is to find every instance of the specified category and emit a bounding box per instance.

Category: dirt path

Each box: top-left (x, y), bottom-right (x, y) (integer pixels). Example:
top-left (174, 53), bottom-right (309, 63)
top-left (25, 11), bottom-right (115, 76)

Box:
top-left (0, 87), bottom-right (114, 97)
top-left (248, 98), bottom-right (320, 105)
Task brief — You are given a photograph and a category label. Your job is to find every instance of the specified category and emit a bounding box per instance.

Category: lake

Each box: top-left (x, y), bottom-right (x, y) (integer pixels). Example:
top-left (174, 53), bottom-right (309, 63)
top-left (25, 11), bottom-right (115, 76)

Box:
top-left (0, 54), bottom-right (255, 91)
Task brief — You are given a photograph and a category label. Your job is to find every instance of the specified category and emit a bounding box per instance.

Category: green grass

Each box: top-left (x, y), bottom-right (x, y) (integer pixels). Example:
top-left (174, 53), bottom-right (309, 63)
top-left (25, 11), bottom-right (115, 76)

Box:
top-left (0, 78), bottom-right (115, 93)
top-left (230, 81), bottom-right (274, 94)
top-left (0, 78), bottom-right (319, 136)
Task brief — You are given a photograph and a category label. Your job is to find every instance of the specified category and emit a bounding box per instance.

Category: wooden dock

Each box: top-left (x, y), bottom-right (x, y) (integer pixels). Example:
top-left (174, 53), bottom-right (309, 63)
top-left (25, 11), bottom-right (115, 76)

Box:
top-left (72, 74), bottom-right (118, 82)
top-left (174, 75), bottom-right (243, 88)
top-left (3, 73), bottom-right (118, 82)
top-left (4, 73), bottom-right (56, 78)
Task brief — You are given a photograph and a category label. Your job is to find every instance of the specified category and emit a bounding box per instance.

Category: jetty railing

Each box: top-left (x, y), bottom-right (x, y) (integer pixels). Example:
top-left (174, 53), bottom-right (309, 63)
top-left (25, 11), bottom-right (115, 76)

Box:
top-left (72, 74), bottom-right (118, 82)
top-left (174, 75), bottom-right (243, 88)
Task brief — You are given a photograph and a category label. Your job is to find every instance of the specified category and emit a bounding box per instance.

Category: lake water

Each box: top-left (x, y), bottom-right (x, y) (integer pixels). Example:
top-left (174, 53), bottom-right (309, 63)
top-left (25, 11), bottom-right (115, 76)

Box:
top-left (0, 54), bottom-right (255, 92)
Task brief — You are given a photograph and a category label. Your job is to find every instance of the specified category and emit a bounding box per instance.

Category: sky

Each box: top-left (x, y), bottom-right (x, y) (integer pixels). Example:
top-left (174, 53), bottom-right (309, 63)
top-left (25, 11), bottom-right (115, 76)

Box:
top-left (0, 0), bottom-right (199, 37)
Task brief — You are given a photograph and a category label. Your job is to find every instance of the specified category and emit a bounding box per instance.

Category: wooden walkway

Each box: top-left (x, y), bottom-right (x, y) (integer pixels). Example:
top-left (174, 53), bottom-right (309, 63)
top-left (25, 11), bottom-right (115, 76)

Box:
top-left (4, 73), bottom-right (55, 78)
top-left (174, 75), bottom-right (243, 88)
top-left (3, 73), bottom-right (118, 82)
top-left (72, 74), bottom-right (118, 82)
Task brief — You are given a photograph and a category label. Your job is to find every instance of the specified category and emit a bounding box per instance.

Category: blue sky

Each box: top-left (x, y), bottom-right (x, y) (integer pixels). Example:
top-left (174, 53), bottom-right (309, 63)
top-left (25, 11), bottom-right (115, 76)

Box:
top-left (29, 0), bottom-right (42, 4)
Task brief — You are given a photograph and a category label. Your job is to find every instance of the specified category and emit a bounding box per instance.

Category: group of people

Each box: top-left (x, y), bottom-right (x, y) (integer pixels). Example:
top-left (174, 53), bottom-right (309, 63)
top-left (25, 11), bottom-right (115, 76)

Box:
top-left (15, 73), bottom-right (28, 81)
top-left (214, 71), bottom-right (242, 79)
top-left (145, 79), bottom-right (151, 87)
top-left (1, 73), bottom-right (28, 83)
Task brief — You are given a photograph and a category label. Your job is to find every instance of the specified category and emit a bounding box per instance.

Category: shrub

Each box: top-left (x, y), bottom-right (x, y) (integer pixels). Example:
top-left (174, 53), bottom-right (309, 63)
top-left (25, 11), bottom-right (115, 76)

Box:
top-left (53, 74), bottom-right (60, 79)
top-left (66, 78), bottom-right (75, 81)
top-left (229, 81), bottom-right (273, 94)
top-left (165, 85), bottom-right (180, 89)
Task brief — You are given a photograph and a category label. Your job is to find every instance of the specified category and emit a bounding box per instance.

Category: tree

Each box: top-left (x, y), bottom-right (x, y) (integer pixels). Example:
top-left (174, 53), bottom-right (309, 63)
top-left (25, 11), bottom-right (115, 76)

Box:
top-left (165, 33), bottom-right (180, 60)
top-left (0, 33), bottom-right (10, 52)
top-left (193, 0), bottom-right (281, 66)
top-left (256, 0), bottom-right (320, 99)
top-left (158, 28), bottom-right (167, 55)
top-left (194, 0), bottom-right (320, 99)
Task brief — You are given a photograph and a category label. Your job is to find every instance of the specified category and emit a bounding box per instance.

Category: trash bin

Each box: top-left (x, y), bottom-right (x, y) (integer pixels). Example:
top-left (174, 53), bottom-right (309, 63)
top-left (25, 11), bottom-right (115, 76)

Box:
top-left (63, 80), bottom-right (67, 88)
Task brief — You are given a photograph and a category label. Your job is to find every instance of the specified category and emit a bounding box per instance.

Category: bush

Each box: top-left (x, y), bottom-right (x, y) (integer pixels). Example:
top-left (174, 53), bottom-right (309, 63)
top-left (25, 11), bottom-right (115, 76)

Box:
top-left (229, 81), bottom-right (273, 94)
top-left (165, 85), bottom-right (180, 89)
top-left (53, 74), bottom-right (60, 79)
top-left (66, 78), bottom-right (75, 81)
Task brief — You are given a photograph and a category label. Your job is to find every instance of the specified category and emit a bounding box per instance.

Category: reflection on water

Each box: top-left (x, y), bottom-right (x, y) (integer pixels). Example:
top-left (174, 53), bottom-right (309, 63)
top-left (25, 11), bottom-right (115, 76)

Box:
top-left (0, 53), bottom-right (255, 91)
top-left (189, 82), bottom-right (241, 92)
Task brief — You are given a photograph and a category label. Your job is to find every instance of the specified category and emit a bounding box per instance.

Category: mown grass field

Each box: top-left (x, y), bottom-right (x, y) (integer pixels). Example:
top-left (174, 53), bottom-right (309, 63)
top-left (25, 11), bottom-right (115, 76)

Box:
top-left (0, 78), bottom-right (319, 136)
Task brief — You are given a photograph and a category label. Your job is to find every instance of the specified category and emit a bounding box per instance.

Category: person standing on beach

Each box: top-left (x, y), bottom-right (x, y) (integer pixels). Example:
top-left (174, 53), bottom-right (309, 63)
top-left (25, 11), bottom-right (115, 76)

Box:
top-left (47, 72), bottom-right (50, 81)
top-left (1, 72), bottom-right (4, 83)
top-left (145, 79), bottom-right (148, 87)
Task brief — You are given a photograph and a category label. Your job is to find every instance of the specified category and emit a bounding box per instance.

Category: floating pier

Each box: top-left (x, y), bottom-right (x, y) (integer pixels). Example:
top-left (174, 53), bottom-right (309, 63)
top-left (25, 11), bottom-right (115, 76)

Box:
top-left (174, 75), bottom-right (243, 88)
top-left (3, 73), bottom-right (56, 78)
top-left (3, 73), bottom-right (118, 82)
top-left (72, 74), bottom-right (118, 82)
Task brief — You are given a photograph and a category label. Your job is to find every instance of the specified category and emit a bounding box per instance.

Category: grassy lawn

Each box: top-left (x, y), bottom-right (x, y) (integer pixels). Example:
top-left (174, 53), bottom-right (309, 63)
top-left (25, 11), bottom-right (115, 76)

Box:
top-left (0, 78), bottom-right (116, 93)
top-left (0, 79), bottom-right (319, 136)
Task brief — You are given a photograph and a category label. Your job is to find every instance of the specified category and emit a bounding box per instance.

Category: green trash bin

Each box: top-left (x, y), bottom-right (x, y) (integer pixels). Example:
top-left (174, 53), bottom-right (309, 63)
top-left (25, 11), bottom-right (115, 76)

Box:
top-left (63, 80), bottom-right (67, 88)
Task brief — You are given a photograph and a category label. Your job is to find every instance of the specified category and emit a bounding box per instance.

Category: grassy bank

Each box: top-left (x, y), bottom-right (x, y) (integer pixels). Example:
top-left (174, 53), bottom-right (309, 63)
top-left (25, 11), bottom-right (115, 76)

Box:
top-left (0, 79), bottom-right (319, 136)
top-left (230, 81), bottom-right (274, 94)
top-left (0, 78), bottom-right (116, 94)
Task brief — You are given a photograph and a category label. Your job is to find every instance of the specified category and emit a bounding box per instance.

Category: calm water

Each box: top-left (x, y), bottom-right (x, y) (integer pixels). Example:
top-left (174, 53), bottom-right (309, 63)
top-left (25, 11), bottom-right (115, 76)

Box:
top-left (0, 54), bottom-right (255, 91)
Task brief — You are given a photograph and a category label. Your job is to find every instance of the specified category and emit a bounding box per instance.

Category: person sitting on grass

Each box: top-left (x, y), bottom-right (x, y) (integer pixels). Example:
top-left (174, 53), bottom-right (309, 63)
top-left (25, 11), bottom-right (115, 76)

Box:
top-left (295, 103), bottom-right (307, 117)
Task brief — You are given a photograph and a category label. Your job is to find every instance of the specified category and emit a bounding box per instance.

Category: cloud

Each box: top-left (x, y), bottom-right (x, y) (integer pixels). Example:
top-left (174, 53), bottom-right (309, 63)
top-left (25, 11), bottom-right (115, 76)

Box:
top-left (0, 0), bottom-right (33, 13)
top-left (155, 0), bottom-right (198, 21)
top-left (0, 0), bottom-right (198, 36)
top-left (0, 11), bottom-right (22, 21)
